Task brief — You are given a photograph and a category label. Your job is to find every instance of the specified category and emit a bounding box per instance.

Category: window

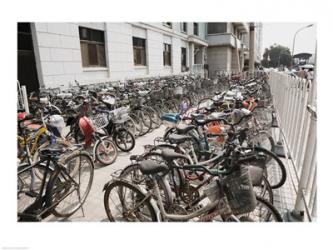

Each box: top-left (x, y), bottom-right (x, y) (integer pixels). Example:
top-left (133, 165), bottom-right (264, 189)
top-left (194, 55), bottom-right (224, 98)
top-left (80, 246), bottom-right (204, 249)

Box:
top-left (163, 22), bottom-right (172, 28)
top-left (181, 47), bottom-right (187, 72)
top-left (133, 37), bottom-right (146, 66)
top-left (79, 27), bottom-right (106, 67)
top-left (163, 43), bottom-right (172, 66)
top-left (193, 23), bottom-right (199, 36)
top-left (180, 22), bottom-right (187, 33)
top-left (207, 22), bottom-right (227, 34)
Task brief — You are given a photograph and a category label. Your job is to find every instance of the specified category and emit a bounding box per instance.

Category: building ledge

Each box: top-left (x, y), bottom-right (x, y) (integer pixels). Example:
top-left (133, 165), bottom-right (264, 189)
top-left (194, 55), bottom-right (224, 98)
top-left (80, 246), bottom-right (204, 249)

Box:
top-left (82, 67), bottom-right (108, 72)
top-left (188, 35), bottom-right (208, 47)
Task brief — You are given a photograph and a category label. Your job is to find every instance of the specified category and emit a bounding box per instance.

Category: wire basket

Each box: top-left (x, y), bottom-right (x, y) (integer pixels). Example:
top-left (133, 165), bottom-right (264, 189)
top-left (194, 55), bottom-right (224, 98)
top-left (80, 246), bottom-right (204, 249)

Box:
top-left (90, 112), bottom-right (109, 130)
top-left (222, 166), bottom-right (257, 215)
top-left (110, 107), bottom-right (130, 124)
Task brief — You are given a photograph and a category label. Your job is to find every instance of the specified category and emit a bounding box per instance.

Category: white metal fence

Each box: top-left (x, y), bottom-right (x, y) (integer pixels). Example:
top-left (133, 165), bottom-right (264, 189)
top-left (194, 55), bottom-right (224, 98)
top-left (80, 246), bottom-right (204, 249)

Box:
top-left (268, 71), bottom-right (317, 221)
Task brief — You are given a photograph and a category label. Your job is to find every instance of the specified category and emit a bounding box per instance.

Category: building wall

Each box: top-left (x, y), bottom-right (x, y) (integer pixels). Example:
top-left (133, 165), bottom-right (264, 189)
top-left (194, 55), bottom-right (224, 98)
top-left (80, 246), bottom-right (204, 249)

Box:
top-left (32, 22), bottom-right (206, 89)
top-left (207, 46), bottom-right (231, 76)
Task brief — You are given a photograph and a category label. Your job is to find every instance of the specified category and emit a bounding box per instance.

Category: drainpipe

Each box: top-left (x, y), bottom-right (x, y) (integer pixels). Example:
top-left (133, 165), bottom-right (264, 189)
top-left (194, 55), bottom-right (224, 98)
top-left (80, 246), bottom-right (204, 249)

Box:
top-left (249, 23), bottom-right (255, 72)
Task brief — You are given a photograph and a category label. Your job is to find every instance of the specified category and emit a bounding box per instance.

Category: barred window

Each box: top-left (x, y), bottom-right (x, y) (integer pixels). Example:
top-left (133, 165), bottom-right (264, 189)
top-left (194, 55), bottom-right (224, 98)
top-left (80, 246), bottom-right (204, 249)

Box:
top-left (79, 27), bottom-right (106, 67)
top-left (133, 37), bottom-right (146, 66)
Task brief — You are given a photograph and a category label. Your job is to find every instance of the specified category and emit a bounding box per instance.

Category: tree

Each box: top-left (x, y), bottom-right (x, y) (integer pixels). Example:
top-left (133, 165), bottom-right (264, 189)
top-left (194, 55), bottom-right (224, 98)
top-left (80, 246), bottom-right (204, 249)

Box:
top-left (261, 44), bottom-right (292, 68)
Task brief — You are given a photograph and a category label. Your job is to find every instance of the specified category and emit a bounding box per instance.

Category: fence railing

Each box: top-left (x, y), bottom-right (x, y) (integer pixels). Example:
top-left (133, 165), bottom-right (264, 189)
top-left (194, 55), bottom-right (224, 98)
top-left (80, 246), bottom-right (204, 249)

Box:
top-left (268, 71), bottom-right (317, 221)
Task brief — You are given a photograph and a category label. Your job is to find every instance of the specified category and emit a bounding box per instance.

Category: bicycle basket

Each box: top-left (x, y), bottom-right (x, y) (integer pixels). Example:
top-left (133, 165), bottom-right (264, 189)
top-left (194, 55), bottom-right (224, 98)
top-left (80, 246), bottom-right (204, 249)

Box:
top-left (110, 107), bottom-right (129, 124)
top-left (222, 166), bottom-right (256, 215)
top-left (91, 112), bottom-right (109, 130)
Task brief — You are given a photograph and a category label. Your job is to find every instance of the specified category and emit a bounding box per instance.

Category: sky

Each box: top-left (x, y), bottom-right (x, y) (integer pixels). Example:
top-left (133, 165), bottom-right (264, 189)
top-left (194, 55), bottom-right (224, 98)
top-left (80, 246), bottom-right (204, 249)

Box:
top-left (262, 22), bottom-right (317, 57)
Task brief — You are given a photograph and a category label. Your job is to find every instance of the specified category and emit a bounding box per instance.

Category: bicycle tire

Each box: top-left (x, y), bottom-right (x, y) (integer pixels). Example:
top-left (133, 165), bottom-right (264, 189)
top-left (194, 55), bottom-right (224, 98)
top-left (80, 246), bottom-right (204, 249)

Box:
top-left (45, 151), bottom-right (94, 218)
top-left (113, 128), bottom-right (135, 152)
top-left (253, 147), bottom-right (287, 189)
top-left (120, 161), bottom-right (173, 211)
top-left (95, 137), bottom-right (118, 165)
top-left (237, 196), bottom-right (283, 222)
top-left (103, 179), bottom-right (157, 222)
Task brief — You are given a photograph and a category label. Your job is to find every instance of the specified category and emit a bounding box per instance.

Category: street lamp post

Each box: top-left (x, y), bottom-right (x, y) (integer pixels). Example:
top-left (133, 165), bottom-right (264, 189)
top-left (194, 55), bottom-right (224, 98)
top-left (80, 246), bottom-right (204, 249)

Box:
top-left (291, 24), bottom-right (314, 68)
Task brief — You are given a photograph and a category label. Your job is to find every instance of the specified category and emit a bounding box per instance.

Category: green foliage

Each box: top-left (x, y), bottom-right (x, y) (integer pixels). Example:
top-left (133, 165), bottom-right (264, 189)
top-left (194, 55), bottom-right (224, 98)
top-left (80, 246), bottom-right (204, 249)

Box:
top-left (261, 44), bottom-right (292, 68)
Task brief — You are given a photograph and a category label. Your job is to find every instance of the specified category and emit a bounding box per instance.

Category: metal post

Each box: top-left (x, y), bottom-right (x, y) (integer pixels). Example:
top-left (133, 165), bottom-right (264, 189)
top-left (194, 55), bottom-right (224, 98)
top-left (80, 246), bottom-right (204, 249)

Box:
top-left (249, 23), bottom-right (255, 72)
top-left (291, 24), bottom-right (314, 67)
top-left (21, 85), bottom-right (30, 114)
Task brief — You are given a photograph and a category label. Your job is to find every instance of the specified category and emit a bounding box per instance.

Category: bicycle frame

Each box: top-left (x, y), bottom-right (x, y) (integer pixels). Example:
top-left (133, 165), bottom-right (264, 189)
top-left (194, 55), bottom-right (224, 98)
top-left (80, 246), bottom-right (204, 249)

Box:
top-left (17, 154), bottom-right (81, 221)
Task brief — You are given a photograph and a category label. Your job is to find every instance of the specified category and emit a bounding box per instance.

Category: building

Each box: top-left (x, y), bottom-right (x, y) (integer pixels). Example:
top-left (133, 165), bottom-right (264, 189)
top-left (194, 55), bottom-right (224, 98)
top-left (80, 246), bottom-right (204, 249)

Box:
top-left (17, 22), bottom-right (262, 92)
top-left (18, 22), bottom-right (208, 92)
top-left (205, 22), bottom-right (250, 77)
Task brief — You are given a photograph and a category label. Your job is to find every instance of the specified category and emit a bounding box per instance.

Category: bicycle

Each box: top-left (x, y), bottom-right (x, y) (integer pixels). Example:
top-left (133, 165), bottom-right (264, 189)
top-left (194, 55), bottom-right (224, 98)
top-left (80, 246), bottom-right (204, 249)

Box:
top-left (103, 158), bottom-right (282, 222)
top-left (17, 144), bottom-right (94, 221)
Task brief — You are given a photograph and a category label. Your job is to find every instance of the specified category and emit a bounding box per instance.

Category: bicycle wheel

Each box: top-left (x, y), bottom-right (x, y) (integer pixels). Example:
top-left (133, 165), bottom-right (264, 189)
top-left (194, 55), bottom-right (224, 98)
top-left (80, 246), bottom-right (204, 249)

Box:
top-left (253, 147), bottom-right (287, 189)
top-left (237, 196), bottom-right (283, 222)
top-left (45, 151), bottom-right (94, 218)
top-left (136, 110), bottom-right (152, 135)
top-left (114, 128), bottom-right (135, 152)
top-left (103, 179), bottom-right (157, 222)
top-left (120, 161), bottom-right (173, 211)
top-left (252, 176), bottom-right (273, 204)
top-left (143, 106), bottom-right (161, 129)
top-left (123, 117), bottom-right (137, 137)
top-left (95, 137), bottom-right (118, 165)
top-left (129, 113), bottom-right (143, 138)
top-left (243, 147), bottom-right (286, 190)
top-left (247, 131), bottom-right (275, 154)
top-left (253, 107), bottom-right (273, 128)
top-left (17, 165), bottom-right (50, 218)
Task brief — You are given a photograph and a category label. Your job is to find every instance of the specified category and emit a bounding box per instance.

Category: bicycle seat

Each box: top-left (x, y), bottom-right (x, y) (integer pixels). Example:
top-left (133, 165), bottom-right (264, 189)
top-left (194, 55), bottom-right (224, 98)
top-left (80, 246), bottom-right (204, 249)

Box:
top-left (130, 155), bottom-right (142, 161)
top-left (39, 144), bottom-right (65, 157)
top-left (214, 91), bottom-right (221, 95)
top-left (161, 149), bottom-right (189, 162)
top-left (168, 134), bottom-right (192, 144)
top-left (138, 160), bottom-right (168, 175)
top-left (25, 123), bottom-right (42, 131)
top-left (176, 124), bottom-right (196, 134)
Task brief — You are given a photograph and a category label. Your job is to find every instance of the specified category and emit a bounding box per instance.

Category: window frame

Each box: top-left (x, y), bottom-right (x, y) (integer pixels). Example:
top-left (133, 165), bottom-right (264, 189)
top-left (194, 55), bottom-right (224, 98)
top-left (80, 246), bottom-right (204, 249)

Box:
top-left (207, 22), bottom-right (228, 35)
top-left (163, 43), bottom-right (172, 66)
top-left (132, 37), bottom-right (147, 66)
top-left (79, 26), bottom-right (107, 68)
top-left (180, 22), bottom-right (187, 33)
top-left (193, 22), bottom-right (199, 36)
top-left (181, 47), bottom-right (187, 72)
